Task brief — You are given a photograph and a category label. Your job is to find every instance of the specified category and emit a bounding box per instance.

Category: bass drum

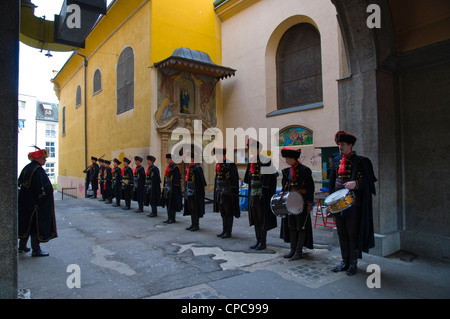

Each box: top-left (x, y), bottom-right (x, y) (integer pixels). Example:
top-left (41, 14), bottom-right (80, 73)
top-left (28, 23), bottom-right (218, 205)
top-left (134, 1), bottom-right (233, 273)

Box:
top-left (324, 188), bottom-right (355, 214)
top-left (270, 191), bottom-right (304, 217)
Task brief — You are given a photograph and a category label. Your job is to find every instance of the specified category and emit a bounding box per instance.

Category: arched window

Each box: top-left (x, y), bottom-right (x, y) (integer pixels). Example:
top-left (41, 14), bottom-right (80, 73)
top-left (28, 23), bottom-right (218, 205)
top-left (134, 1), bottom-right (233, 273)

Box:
top-left (117, 47), bottom-right (134, 114)
top-left (76, 85), bottom-right (82, 107)
top-left (93, 68), bottom-right (102, 94)
top-left (276, 23), bottom-right (322, 110)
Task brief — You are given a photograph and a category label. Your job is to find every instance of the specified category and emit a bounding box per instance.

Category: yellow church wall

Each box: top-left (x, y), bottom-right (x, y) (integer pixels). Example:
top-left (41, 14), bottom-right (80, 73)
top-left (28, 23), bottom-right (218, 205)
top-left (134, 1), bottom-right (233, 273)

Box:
top-left (151, 0), bottom-right (222, 66)
top-left (55, 0), bottom-right (223, 197)
top-left (56, 64), bottom-right (87, 198)
top-left (55, 0), bottom-right (152, 197)
top-left (58, 67), bottom-right (85, 177)
top-left (85, 2), bottom-right (152, 158)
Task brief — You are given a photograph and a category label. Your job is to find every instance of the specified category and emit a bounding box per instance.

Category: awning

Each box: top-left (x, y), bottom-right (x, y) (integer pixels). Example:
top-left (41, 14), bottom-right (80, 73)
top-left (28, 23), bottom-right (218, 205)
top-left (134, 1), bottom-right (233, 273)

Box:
top-left (153, 47), bottom-right (236, 80)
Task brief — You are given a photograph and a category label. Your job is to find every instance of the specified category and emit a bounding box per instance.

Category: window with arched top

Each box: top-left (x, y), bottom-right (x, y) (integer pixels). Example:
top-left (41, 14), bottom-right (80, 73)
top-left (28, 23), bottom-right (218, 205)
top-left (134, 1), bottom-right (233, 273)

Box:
top-left (276, 23), bottom-right (323, 110)
top-left (93, 68), bottom-right (102, 95)
top-left (116, 47), bottom-right (134, 114)
top-left (76, 85), bottom-right (82, 107)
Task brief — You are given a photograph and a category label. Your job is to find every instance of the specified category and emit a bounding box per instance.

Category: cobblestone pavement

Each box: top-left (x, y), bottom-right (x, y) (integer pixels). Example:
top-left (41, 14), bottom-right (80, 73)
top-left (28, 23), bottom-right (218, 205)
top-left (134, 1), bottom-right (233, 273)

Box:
top-left (17, 194), bottom-right (450, 301)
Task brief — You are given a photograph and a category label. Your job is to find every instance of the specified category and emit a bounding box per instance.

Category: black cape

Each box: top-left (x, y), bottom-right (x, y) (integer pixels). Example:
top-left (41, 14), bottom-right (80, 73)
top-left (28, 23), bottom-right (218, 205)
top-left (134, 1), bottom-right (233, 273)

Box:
top-left (162, 163), bottom-right (183, 212)
top-left (104, 166), bottom-right (113, 198)
top-left (279, 166), bottom-right (314, 249)
top-left (133, 164), bottom-right (146, 203)
top-left (183, 163), bottom-right (207, 217)
top-left (329, 153), bottom-right (377, 255)
top-left (243, 155), bottom-right (277, 231)
top-left (121, 166), bottom-right (134, 200)
top-left (213, 160), bottom-right (241, 218)
top-left (112, 166), bottom-right (122, 199)
top-left (18, 161), bottom-right (57, 242)
top-left (144, 165), bottom-right (162, 206)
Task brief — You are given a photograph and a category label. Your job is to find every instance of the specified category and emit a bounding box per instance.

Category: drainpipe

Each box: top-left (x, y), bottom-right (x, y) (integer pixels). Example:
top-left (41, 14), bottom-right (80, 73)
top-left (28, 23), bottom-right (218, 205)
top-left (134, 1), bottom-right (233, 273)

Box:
top-left (75, 51), bottom-right (88, 168)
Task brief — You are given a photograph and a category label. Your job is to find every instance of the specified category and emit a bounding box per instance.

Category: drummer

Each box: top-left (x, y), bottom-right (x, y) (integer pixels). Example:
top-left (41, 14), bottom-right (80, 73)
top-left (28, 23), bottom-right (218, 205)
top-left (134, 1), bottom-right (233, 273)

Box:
top-left (279, 147), bottom-right (315, 260)
top-left (328, 131), bottom-right (377, 276)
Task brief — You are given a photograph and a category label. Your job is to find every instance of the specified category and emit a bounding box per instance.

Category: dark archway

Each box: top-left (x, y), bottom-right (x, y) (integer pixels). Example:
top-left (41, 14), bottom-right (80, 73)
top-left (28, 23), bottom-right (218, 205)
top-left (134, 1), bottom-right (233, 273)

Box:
top-left (331, 0), bottom-right (450, 259)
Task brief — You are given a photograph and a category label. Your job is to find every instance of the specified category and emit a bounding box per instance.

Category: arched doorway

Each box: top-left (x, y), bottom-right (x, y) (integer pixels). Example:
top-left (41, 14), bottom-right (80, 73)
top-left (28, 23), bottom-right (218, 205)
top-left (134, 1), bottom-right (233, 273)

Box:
top-left (331, 0), bottom-right (450, 259)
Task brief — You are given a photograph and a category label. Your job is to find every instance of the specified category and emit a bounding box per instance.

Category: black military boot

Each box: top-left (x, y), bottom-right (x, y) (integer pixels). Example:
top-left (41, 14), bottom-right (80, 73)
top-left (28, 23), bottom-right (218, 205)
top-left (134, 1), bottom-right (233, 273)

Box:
top-left (346, 250), bottom-right (359, 276)
top-left (291, 231), bottom-right (306, 260)
top-left (284, 230), bottom-right (298, 258)
top-left (331, 260), bottom-right (349, 272)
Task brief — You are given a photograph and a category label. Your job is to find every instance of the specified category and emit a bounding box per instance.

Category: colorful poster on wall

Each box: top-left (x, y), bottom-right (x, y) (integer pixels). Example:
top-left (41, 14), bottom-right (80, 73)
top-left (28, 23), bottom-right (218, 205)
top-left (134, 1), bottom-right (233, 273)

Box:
top-left (279, 126), bottom-right (313, 146)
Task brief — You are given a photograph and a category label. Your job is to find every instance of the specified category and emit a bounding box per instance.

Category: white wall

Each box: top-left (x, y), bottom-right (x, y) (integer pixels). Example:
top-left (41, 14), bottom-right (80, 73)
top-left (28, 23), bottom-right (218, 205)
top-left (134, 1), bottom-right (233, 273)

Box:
top-left (17, 94), bottom-right (37, 175)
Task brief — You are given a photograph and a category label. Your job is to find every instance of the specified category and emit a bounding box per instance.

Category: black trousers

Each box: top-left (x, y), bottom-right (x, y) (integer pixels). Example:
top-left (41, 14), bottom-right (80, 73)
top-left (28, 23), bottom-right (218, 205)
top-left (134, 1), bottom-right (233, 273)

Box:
top-left (166, 192), bottom-right (177, 221)
top-left (334, 205), bottom-right (361, 262)
top-left (123, 187), bottom-right (131, 208)
top-left (146, 190), bottom-right (158, 214)
top-left (186, 197), bottom-right (199, 227)
top-left (219, 193), bottom-right (234, 234)
top-left (250, 196), bottom-right (266, 244)
top-left (19, 216), bottom-right (41, 252)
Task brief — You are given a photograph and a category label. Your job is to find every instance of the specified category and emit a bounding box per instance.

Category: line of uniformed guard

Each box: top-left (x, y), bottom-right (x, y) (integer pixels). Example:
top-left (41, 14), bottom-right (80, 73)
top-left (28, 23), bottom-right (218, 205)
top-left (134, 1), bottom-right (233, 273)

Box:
top-left (82, 132), bottom-right (376, 275)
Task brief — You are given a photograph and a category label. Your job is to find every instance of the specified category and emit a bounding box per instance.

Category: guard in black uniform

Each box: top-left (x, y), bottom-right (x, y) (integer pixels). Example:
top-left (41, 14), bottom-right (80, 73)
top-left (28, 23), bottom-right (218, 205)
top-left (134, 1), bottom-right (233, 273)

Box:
top-left (183, 148), bottom-right (207, 231)
top-left (133, 156), bottom-right (146, 213)
top-left (145, 155), bottom-right (161, 217)
top-left (98, 158), bottom-right (106, 201)
top-left (243, 138), bottom-right (277, 250)
top-left (279, 147), bottom-right (315, 260)
top-left (83, 161), bottom-right (91, 198)
top-left (112, 158), bottom-right (122, 207)
top-left (162, 153), bottom-right (182, 224)
top-left (103, 160), bottom-right (113, 204)
top-left (213, 147), bottom-right (240, 238)
top-left (329, 131), bottom-right (377, 276)
top-left (121, 157), bottom-right (133, 210)
top-left (18, 148), bottom-right (57, 256)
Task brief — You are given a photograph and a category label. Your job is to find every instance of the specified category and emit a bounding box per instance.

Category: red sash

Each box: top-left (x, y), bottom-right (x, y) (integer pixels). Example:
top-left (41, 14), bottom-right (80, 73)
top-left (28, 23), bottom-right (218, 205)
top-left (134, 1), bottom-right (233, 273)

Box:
top-left (290, 161), bottom-right (300, 181)
top-left (338, 151), bottom-right (355, 175)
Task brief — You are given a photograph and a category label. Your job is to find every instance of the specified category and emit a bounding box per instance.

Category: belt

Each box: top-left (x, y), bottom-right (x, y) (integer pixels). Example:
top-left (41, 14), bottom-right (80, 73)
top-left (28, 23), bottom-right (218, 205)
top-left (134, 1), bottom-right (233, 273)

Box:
top-left (250, 180), bottom-right (262, 196)
top-left (290, 187), bottom-right (307, 195)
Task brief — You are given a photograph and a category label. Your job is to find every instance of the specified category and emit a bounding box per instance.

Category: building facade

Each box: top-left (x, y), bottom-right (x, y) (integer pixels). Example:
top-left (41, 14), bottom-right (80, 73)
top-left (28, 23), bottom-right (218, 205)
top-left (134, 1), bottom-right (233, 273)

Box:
top-left (18, 94), bottom-right (59, 184)
top-left (53, 0), bottom-right (341, 197)
top-left (215, 0), bottom-right (341, 184)
top-left (53, 0), bottom-right (225, 196)
top-left (52, 0), bottom-right (450, 259)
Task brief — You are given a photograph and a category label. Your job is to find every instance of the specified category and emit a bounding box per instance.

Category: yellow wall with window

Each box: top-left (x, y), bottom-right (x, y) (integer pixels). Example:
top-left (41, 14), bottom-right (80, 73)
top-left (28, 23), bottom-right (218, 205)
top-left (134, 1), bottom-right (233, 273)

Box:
top-left (53, 0), bottom-right (222, 197)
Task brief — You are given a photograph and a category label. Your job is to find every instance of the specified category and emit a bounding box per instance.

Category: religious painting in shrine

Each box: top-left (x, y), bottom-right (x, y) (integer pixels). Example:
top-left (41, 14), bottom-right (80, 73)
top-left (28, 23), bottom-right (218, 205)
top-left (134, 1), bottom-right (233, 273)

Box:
top-left (155, 70), bottom-right (217, 129)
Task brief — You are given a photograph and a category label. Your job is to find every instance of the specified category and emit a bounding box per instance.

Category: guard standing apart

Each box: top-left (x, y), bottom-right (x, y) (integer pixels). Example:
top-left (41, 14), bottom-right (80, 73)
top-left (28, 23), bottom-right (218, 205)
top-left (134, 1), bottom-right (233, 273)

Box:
top-left (162, 153), bottom-right (182, 224)
top-left (90, 156), bottom-right (100, 199)
top-left (279, 147), bottom-right (315, 260)
top-left (183, 148), bottom-right (207, 231)
top-left (18, 148), bottom-right (57, 256)
top-left (145, 155), bottom-right (161, 217)
top-left (121, 157), bottom-right (133, 210)
top-left (133, 156), bottom-right (146, 213)
top-left (329, 131), bottom-right (377, 276)
top-left (112, 158), bottom-right (122, 207)
top-left (243, 138), bottom-right (277, 250)
top-left (213, 147), bottom-right (240, 238)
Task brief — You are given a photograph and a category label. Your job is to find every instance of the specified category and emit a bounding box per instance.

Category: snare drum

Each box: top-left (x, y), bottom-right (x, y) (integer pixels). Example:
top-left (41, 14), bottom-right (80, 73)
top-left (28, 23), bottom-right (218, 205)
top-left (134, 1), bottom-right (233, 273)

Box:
top-left (324, 189), bottom-right (355, 214)
top-left (270, 191), bottom-right (304, 217)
